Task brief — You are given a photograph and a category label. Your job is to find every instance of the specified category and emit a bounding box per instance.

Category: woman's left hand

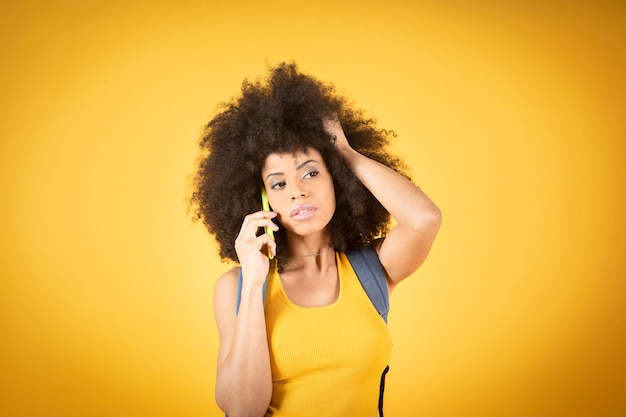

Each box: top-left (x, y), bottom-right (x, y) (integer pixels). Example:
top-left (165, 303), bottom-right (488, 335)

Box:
top-left (323, 114), bottom-right (351, 152)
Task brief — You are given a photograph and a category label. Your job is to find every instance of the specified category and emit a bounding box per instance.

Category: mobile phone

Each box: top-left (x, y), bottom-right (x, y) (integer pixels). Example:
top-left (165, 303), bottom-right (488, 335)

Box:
top-left (261, 187), bottom-right (274, 259)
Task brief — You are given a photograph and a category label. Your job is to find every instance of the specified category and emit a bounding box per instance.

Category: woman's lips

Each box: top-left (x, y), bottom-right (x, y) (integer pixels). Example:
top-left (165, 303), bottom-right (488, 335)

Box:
top-left (290, 204), bottom-right (317, 220)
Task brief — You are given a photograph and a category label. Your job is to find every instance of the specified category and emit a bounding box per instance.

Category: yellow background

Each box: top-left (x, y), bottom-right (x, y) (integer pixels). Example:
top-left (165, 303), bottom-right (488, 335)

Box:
top-left (1, 1), bottom-right (624, 416)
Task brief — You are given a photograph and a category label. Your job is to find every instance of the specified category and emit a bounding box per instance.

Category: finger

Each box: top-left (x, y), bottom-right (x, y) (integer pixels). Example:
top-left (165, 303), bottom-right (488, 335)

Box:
top-left (264, 220), bottom-right (279, 232)
top-left (267, 238), bottom-right (277, 258)
top-left (238, 214), bottom-right (279, 239)
top-left (246, 218), bottom-right (278, 231)
top-left (252, 221), bottom-right (279, 239)
top-left (244, 210), bottom-right (277, 221)
top-left (254, 233), bottom-right (275, 252)
top-left (258, 234), bottom-right (277, 258)
top-left (237, 233), bottom-right (270, 252)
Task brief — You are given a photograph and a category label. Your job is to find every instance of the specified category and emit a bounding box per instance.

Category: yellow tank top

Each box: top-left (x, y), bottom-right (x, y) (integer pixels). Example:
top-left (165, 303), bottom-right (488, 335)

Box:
top-left (264, 252), bottom-right (393, 416)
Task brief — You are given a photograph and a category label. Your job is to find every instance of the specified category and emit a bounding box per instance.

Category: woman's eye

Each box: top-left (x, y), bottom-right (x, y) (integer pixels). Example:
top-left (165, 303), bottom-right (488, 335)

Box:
top-left (270, 181), bottom-right (286, 190)
top-left (303, 170), bottom-right (319, 179)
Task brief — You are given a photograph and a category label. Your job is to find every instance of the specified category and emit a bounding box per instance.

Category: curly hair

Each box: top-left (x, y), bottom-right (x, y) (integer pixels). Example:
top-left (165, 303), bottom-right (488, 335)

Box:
top-left (191, 62), bottom-right (409, 269)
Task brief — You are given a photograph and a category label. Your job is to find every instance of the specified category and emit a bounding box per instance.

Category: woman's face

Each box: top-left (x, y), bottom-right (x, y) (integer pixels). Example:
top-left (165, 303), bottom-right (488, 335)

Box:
top-left (261, 147), bottom-right (336, 238)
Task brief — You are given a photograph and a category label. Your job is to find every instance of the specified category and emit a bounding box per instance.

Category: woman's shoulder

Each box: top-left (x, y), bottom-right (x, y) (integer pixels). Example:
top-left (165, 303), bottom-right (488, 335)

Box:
top-left (213, 267), bottom-right (240, 310)
top-left (215, 266), bottom-right (240, 292)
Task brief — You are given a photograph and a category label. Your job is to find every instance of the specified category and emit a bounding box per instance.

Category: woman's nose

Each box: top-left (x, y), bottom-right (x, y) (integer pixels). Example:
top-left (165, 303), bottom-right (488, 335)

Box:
top-left (290, 186), bottom-right (307, 200)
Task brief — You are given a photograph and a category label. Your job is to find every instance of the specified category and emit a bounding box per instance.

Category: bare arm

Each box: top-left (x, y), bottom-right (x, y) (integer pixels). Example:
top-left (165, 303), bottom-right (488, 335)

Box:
top-left (213, 211), bottom-right (278, 417)
top-left (324, 117), bottom-right (442, 291)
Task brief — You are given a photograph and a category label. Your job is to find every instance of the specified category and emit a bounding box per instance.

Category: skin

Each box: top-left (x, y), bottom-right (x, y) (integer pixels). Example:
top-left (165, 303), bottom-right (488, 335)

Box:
top-left (212, 117), bottom-right (442, 417)
top-left (262, 148), bottom-right (339, 308)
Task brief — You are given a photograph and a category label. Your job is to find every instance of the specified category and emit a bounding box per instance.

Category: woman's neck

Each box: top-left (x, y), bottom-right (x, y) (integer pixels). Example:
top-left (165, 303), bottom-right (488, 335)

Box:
top-left (283, 234), bottom-right (334, 273)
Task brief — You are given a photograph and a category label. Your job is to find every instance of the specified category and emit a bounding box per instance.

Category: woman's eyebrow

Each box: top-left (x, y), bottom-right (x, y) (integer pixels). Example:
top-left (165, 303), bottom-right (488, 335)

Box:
top-left (265, 171), bottom-right (283, 181)
top-left (295, 159), bottom-right (318, 170)
top-left (264, 160), bottom-right (318, 181)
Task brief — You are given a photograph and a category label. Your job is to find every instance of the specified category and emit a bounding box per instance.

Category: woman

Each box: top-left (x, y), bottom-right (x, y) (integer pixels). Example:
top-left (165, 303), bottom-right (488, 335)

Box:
top-left (191, 62), bottom-right (441, 417)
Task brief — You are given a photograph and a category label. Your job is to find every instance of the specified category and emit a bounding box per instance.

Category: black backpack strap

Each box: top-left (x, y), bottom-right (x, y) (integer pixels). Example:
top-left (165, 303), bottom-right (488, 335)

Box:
top-left (346, 245), bottom-right (390, 323)
top-left (378, 365), bottom-right (390, 416)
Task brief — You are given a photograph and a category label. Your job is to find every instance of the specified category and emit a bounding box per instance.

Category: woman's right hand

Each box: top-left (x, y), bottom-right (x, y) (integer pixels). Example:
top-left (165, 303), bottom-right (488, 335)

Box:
top-left (234, 210), bottom-right (279, 284)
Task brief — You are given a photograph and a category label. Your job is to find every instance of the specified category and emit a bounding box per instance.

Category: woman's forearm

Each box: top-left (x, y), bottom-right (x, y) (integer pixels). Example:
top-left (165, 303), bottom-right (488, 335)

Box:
top-left (215, 281), bottom-right (272, 417)
top-left (340, 146), bottom-right (441, 231)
